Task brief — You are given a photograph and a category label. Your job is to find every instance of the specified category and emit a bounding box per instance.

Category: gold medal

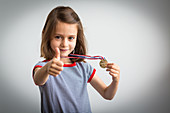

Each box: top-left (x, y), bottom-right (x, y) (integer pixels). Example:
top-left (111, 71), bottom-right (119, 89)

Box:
top-left (99, 59), bottom-right (108, 68)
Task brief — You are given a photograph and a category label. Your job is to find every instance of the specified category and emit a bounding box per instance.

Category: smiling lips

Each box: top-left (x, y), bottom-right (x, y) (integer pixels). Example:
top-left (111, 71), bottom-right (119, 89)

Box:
top-left (60, 49), bottom-right (69, 51)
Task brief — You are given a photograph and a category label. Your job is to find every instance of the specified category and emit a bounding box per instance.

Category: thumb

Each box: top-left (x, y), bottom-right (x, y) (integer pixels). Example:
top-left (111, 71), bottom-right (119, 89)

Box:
top-left (55, 47), bottom-right (60, 60)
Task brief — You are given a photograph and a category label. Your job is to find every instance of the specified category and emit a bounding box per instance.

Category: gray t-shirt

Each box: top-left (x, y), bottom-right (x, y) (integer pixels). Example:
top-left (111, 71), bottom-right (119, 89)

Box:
top-left (33, 60), bottom-right (96, 113)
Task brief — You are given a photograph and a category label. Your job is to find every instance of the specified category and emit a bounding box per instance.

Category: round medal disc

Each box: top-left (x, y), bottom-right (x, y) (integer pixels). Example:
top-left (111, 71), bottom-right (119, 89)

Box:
top-left (99, 59), bottom-right (108, 68)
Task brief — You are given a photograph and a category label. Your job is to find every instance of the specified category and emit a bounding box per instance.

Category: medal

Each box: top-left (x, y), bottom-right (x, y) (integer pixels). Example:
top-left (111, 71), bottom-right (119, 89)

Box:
top-left (99, 59), bottom-right (108, 68)
top-left (62, 54), bottom-right (107, 68)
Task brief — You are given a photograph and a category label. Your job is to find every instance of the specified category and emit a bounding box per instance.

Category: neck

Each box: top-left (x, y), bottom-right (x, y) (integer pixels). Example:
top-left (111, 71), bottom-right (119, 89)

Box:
top-left (60, 58), bottom-right (72, 64)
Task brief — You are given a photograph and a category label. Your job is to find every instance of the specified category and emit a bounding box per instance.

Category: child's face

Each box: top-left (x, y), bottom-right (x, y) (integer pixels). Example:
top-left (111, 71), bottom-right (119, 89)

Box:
top-left (50, 21), bottom-right (77, 57)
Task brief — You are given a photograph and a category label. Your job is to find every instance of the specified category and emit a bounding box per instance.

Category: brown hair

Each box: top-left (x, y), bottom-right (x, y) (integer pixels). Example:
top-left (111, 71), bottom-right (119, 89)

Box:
top-left (40, 6), bottom-right (87, 62)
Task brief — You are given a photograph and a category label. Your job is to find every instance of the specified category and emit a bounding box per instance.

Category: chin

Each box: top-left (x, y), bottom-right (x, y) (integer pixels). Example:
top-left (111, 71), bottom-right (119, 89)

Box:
top-left (60, 53), bottom-right (69, 57)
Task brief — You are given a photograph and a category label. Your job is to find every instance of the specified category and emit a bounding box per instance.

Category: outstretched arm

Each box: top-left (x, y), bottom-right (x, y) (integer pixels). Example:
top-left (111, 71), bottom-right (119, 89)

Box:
top-left (90, 63), bottom-right (120, 100)
top-left (33, 47), bottom-right (63, 85)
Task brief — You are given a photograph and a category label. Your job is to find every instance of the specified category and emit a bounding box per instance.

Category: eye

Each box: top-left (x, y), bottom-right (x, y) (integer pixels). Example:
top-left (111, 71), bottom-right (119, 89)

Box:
top-left (55, 36), bottom-right (62, 39)
top-left (68, 37), bottom-right (74, 40)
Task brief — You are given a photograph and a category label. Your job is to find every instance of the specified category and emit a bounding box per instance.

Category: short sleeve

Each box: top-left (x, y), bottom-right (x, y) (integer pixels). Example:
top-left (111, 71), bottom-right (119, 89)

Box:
top-left (83, 62), bottom-right (96, 83)
top-left (32, 61), bottom-right (48, 78)
top-left (87, 68), bottom-right (96, 83)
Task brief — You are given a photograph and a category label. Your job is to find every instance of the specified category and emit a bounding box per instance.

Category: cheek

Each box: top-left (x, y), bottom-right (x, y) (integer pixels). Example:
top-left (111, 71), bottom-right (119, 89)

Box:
top-left (70, 41), bottom-right (77, 50)
top-left (50, 39), bottom-right (60, 50)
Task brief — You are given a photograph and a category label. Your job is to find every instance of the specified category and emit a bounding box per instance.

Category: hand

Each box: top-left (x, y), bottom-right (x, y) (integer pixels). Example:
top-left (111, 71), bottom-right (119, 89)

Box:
top-left (106, 63), bottom-right (120, 82)
top-left (47, 47), bottom-right (64, 77)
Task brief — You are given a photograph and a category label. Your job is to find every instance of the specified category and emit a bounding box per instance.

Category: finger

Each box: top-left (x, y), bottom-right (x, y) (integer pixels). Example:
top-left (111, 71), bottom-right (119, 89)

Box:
top-left (109, 71), bottom-right (117, 76)
top-left (55, 47), bottom-right (60, 60)
top-left (49, 69), bottom-right (61, 75)
top-left (107, 63), bottom-right (120, 71)
top-left (107, 63), bottom-right (114, 65)
top-left (48, 71), bottom-right (60, 77)
top-left (51, 63), bottom-right (63, 71)
top-left (106, 68), bottom-right (119, 74)
top-left (109, 72), bottom-right (119, 78)
top-left (107, 63), bottom-right (119, 67)
top-left (52, 59), bottom-right (64, 67)
top-left (49, 66), bottom-right (63, 72)
top-left (48, 71), bottom-right (56, 76)
top-left (107, 65), bottom-right (119, 71)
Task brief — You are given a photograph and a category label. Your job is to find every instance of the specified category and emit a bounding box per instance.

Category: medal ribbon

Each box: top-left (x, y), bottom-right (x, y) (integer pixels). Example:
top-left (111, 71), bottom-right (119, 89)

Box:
top-left (61, 54), bottom-right (105, 60)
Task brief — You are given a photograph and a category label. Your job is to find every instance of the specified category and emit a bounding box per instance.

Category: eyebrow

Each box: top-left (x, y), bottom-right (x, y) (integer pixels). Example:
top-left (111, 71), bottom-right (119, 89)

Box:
top-left (54, 33), bottom-right (76, 37)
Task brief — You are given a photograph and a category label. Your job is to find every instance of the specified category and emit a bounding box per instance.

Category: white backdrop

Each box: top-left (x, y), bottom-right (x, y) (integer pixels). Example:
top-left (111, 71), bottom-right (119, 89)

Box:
top-left (0, 0), bottom-right (170, 113)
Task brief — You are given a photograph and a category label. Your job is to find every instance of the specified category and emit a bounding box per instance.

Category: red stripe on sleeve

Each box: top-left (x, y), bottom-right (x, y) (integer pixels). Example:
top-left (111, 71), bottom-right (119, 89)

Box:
top-left (87, 68), bottom-right (96, 83)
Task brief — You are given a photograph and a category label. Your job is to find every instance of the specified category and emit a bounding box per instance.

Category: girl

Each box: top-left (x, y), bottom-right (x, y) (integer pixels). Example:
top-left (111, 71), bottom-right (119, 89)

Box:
top-left (33, 6), bottom-right (120, 113)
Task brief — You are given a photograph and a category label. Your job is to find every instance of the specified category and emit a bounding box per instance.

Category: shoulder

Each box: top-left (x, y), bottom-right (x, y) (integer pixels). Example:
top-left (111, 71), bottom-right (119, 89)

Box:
top-left (76, 61), bottom-right (92, 68)
top-left (76, 61), bottom-right (96, 82)
top-left (76, 61), bottom-right (91, 66)
top-left (34, 60), bottom-right (50, 67)
top-left (33, 60), bottom-right (50, 74)
top-left (76, 61), bottom-right (95, 73)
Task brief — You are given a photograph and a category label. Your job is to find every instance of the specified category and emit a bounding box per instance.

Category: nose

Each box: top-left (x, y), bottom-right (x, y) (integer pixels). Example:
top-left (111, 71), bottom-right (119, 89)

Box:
top-left (61, 38), bottom-right (68, 47)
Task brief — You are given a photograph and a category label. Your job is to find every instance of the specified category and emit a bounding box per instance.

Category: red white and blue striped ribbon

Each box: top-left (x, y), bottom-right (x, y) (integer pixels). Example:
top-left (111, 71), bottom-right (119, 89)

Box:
top-left (61, 54), bottom-right (105, 60)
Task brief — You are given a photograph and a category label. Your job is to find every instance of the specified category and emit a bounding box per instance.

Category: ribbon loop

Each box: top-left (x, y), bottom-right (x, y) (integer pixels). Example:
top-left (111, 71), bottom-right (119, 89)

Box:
top-left (61, 54), bottom-right (105, 60)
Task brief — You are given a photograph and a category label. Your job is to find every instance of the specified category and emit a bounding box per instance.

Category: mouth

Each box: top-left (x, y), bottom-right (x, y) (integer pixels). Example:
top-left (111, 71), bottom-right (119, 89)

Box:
top-left (60, 49), bottom-right (69, 52)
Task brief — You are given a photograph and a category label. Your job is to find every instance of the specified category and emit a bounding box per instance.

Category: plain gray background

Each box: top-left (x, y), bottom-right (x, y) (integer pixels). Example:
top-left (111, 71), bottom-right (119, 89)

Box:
top-left (0, 0), bottom-right (170, 113)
